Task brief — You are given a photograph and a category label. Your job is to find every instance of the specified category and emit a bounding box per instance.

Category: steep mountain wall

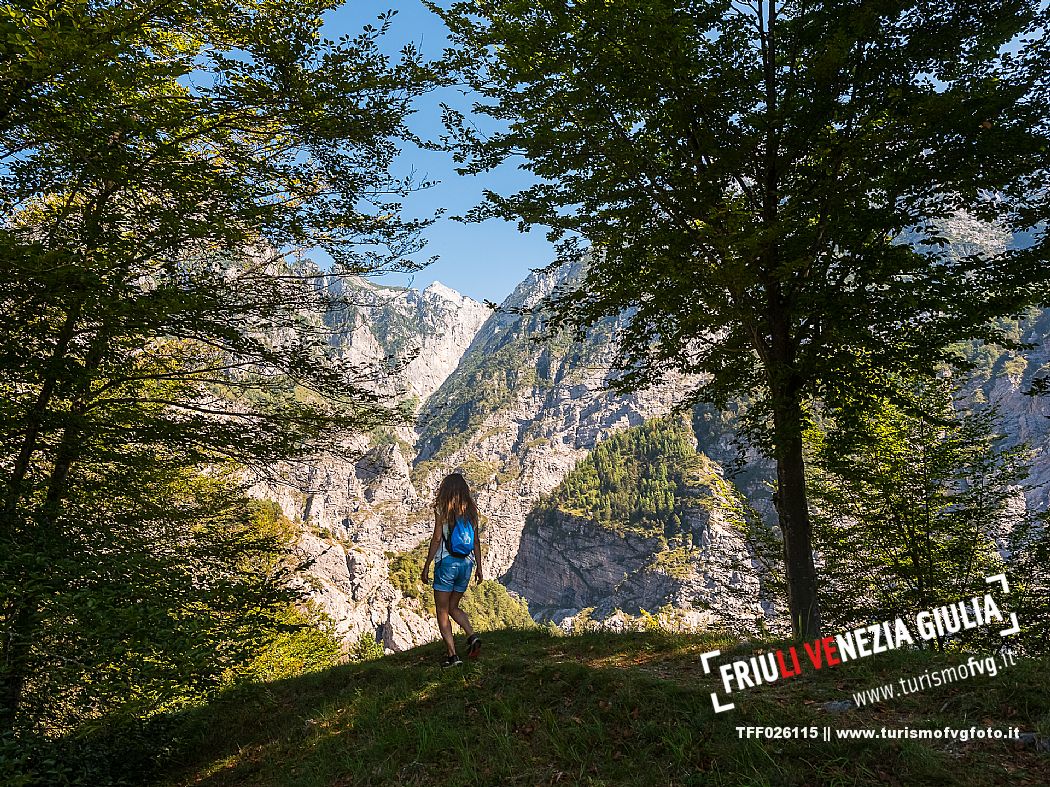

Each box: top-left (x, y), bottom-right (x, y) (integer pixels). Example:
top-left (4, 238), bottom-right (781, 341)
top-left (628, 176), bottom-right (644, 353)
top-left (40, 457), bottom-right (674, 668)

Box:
top-left (253, 277), bottom-right (491, 649)
top-left (959, 307), bottom-right (1050, 514)
top-left (257, 220), bottom-right (1049, 651)
top-left (257, 265), bottom-right (710, 650)
top-left (412, 264), bottom-right (688, 579)
top-left (322, 276), bottom-right (491, 403)
top-left (507, 418), bottom-right (773, 631)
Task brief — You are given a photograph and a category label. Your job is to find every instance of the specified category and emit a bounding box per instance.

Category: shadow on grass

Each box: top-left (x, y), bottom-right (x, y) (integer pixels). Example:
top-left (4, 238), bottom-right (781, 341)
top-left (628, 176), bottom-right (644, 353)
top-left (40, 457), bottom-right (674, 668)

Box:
top-left (29, 629), bottom-right (1050, 787)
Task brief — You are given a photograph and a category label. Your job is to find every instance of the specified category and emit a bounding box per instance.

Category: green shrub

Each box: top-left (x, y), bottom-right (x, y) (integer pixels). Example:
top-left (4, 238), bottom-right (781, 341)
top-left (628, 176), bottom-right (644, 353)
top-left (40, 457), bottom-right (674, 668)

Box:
top-left (460, 581), bottom-right (535, 632)
top-left (387, 544), bottom-right (536, 631)
top-left (349, 633), bottom-right (385, 662)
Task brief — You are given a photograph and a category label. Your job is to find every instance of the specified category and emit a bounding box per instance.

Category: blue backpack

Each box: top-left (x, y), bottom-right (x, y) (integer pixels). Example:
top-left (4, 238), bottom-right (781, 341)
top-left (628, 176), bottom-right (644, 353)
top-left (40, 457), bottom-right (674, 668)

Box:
top-left (445, 516), bottom-right (475, 558)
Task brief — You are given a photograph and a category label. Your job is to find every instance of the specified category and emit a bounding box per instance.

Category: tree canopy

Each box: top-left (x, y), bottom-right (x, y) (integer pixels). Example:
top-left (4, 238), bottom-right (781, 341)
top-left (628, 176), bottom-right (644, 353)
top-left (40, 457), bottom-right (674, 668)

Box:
top-left (808, 381), bottom-right (1031, 644)
top-left (0, 0), bottom-right (433, 745)
top-left (433, 0), bottom-right (1050, 638)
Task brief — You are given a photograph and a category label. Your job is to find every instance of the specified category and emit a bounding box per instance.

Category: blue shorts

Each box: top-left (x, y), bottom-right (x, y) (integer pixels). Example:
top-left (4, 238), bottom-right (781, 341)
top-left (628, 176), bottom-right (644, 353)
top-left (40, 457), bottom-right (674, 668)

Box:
top-left (433, 555), bottom-right (473, 593)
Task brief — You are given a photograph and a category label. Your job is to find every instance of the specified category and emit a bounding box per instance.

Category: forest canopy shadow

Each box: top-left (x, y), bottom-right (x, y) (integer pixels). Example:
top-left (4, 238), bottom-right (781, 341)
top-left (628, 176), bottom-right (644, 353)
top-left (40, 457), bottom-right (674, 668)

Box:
top-left (24, 629), bottom-right (1049, 787)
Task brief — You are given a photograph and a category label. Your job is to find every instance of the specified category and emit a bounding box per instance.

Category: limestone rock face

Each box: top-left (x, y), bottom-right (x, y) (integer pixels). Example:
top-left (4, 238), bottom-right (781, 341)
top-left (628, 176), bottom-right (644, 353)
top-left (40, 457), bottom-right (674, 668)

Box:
top-left (505, 442), bottom-right (772, 632)
top-left (255, 275), bottom-right (490, 652)
top-left (324, 276), bottom-right (491, 403)
top-left (261, 265), bottom-right (721, 650)
top-left (971, 308), bottom-right (1050, 514)
top-left (412, 264), bottom-right (688, 582)
top-left (260, 222), bottom-right (1050, 651)
top-left (382, 607), bottom-right (439, 652)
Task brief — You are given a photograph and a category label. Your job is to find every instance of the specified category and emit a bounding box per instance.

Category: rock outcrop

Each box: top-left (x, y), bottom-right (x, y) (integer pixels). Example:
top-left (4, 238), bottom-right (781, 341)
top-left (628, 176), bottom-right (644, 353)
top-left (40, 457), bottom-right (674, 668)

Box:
top-left (323, 275), bottom-right (491, 403)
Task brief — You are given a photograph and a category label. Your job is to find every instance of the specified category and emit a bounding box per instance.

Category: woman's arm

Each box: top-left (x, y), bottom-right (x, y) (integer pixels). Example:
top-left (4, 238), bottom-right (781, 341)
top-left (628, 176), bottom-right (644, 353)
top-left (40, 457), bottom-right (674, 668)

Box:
top-left (473, 520), bottom-right (484, 585)
top-left (420, 513), bottom-right (443, 585)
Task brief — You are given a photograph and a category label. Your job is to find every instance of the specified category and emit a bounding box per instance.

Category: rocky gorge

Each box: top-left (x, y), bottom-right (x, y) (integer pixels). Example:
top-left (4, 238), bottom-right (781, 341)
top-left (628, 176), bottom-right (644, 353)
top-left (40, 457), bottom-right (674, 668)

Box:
top-left (254, 236), bottom-right (1050, 653)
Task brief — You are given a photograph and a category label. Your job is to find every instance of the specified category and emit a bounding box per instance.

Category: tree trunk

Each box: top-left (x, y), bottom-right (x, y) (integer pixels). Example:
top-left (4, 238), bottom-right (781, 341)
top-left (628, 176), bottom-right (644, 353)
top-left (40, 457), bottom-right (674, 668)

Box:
top-left (0, 295), bottom-right (83, 734)
top-left (772, 394), bottom-right (822, 640)
top-left (0, 601), bottom-right (35, 733)
top-left (0, 323), bottom-right (112, 732)
top-left (756, 0), bottom-right (818, 638)
top-left (2, 296), bottom-right (85, 523)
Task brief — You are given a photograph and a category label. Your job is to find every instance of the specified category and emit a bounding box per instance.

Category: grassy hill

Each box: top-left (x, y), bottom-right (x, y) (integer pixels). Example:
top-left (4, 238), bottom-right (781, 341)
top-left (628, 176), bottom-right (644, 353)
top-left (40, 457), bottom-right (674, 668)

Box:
top-left (151, 630), bottom-right (1048, 787)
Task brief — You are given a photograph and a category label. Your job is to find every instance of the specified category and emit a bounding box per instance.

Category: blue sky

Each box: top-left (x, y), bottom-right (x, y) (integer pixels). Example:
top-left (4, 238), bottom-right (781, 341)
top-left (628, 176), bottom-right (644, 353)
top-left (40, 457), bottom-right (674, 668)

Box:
top-left (321, 1), bottom-right (554, 303)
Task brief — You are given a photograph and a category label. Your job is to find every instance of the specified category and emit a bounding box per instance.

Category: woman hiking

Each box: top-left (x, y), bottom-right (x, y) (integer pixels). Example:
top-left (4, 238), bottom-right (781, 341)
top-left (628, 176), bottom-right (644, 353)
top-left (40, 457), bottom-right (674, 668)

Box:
top-left (421, 472), bottom-right (483, 667)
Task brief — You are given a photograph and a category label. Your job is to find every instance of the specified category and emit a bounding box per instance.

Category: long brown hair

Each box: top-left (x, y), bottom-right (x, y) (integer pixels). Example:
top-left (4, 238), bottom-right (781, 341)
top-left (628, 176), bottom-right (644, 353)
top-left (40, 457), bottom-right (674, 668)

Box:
top-left (433, 472), bottom-right (480, 528)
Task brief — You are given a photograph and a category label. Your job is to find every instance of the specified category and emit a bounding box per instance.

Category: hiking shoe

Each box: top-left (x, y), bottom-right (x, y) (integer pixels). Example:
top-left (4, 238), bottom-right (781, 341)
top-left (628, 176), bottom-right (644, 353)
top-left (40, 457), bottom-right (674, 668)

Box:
top-left (466, 634), bottom-right (482, 660)
top-left (441, 654), bottom-right (463, 669)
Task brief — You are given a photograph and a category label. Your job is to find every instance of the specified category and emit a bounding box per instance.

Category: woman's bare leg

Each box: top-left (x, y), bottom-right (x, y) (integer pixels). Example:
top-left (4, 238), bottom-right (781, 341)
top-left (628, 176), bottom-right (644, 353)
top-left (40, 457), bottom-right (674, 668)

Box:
top-left (434, 590), bottom-right (456, 656)
top-left (448, 590), bottom-right (475, 638)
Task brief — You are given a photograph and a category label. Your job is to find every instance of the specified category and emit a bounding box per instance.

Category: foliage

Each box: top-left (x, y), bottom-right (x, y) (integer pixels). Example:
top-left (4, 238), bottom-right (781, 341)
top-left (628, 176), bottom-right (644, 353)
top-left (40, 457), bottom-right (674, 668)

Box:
top-left (461, 581), bottom-right (535, 632)
top-left (649, 546), bottom-right (697, 579)
top-left (247, 600), bottom-right (342, 683)
top-left (1003, 512), bottom-right (1050, 657)
top-left (349, 633), bottom-right (385, 662)
top-left (1, 490), bottom-right (342, 784)
top-left (537, 415), bottom-right (744, 539)
top-left (522, 415), bottom-right (774, 621)
top-left (567, 607), bottom-right (597, 634)
top-left (807, 380), bottom-right (1033, 650)
top-left (387, 543), bottom-right (432, 604)
top-left (635, 604), bottom-right (707, 633)
top-left (387, 542), bottom-right (535, 631)
top-left (0, 0), bottom-right (434, 766)
top-left (951, 308), bottom-right (1050, 393)
top-left (433, 0), bottom-right (1050, 639)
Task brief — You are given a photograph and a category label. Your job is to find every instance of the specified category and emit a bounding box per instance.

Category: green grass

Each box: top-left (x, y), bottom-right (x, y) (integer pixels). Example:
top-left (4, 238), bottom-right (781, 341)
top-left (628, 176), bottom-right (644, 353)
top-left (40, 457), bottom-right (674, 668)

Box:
top-left (157, 630), bottom-right (1049, 786)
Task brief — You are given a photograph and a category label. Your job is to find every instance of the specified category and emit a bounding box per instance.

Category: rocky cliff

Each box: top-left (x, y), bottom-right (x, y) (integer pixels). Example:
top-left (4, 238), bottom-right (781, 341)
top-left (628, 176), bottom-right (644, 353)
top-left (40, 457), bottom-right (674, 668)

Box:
top-left (256, 264), bottom-right (730, 650)
top-left (959, 307), bottom-right (1050, 515)
top-left (507, 416), bottom-right (774, 632)
top-left (412, 262), bottom-right (689, 579)
top-left (258, 221), bottom-right (1050, 652)
top-left (322, 275), bottom-right (491, 403)
top-left (253, 275), bottom-right (491, 650)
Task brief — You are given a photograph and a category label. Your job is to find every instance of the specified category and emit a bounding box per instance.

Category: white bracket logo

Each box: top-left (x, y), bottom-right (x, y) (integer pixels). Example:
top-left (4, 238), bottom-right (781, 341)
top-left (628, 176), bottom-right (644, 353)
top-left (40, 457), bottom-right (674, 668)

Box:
top-left (701, 649), bottom-right (735, 713)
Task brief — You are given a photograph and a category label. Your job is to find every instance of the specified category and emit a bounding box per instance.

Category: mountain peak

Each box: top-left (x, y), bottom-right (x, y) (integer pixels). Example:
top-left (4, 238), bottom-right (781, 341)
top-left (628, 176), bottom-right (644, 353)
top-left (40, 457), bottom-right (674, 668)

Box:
top-left (422, 280), bottom-right (469, 304)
